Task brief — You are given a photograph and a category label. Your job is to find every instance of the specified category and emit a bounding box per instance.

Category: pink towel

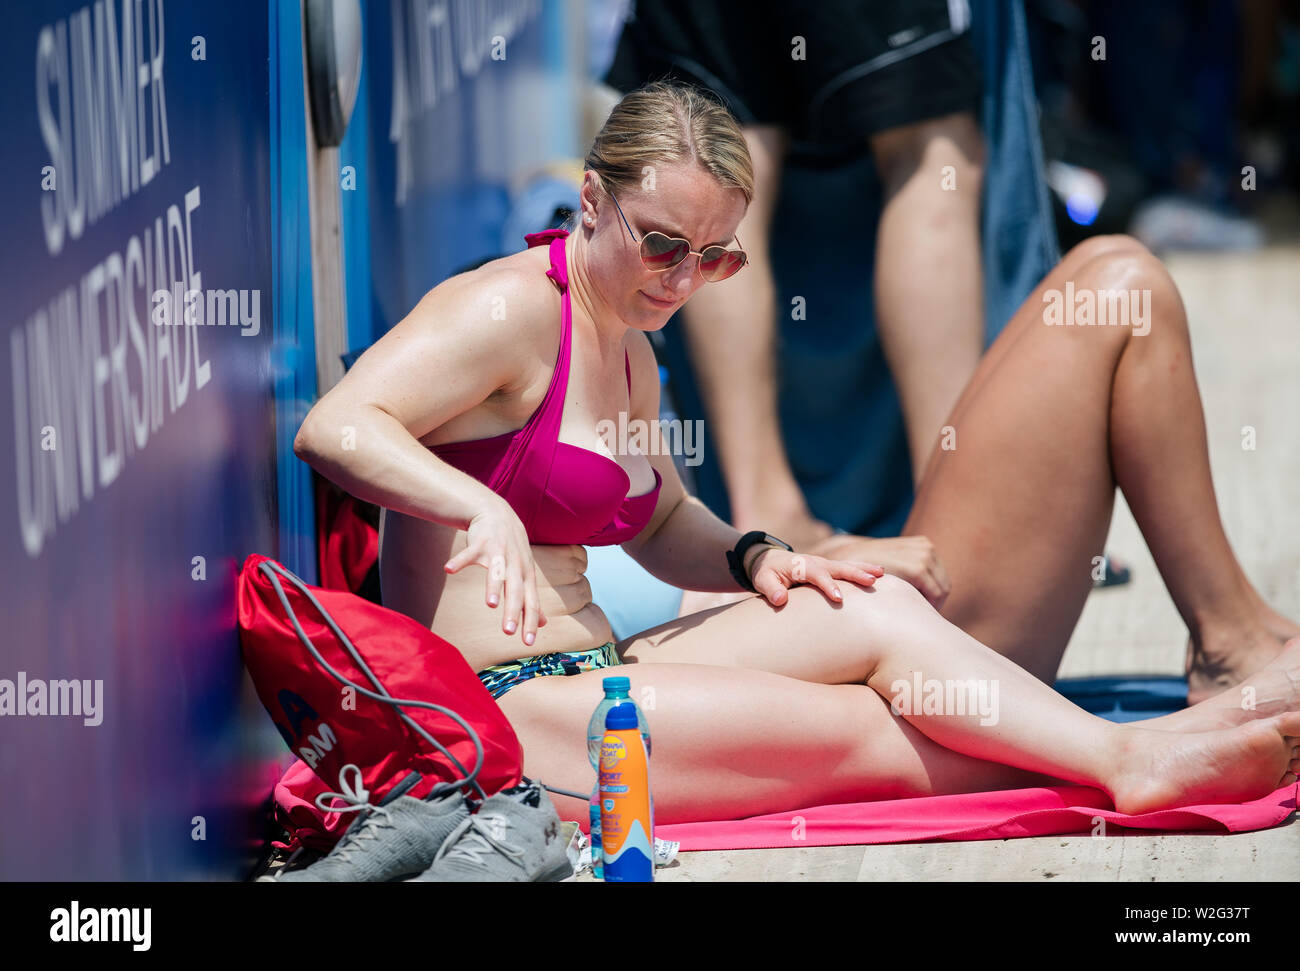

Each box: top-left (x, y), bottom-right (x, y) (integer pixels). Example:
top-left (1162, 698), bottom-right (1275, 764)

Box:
top-left (655, 782), bottom-right (1298, 851)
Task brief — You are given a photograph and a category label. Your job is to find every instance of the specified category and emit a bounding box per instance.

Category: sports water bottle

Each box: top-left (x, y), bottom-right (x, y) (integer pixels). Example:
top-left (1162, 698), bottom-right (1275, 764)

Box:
top-left (587, 676), bottom-right (651, 878)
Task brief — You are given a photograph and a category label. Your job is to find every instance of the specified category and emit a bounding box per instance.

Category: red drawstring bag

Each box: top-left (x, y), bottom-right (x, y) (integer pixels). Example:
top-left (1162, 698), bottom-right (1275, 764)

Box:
top-left (272, 759), bottom-right (355, 851)
top-left (314, 477), bottom-right (380, 597)
top-left (237, 554), bottom-right (524, 851)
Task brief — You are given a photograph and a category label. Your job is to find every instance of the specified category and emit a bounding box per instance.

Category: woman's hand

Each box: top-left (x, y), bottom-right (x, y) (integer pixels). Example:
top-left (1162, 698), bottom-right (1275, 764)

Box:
top-left (747, 547), bottom-right (885, 607)
top-left (807, 533), bottom-right (950, 609)
top-left (443, 499), bottom-right (547, 645)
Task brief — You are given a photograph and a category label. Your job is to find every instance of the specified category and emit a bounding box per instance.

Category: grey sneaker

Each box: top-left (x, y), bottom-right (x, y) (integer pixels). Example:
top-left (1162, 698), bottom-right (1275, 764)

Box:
top-left (261, 769), bottom-right (469, 883)
top-left (409, 781), bottom-right (573, 882)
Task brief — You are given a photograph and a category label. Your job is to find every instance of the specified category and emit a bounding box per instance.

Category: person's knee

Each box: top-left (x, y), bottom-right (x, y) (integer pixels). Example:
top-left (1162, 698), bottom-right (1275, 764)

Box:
top-left (1065, 233), bottom-right (1148, 269)
top-left (871, 571), bottom-right (928, 599)
top-left (1069, 236), bottom-right (1183, 340)
top-left (1067, 235), bottom-right (1181, 295)
top-left (779, 574), bottom-right (931, 672)
top-left (835, 572), bottom-right (934, 627)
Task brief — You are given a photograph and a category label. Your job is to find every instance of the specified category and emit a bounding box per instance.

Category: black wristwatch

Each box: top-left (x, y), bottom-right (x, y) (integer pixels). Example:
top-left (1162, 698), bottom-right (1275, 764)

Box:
top-left (726, 530), bottom-right (793, 593)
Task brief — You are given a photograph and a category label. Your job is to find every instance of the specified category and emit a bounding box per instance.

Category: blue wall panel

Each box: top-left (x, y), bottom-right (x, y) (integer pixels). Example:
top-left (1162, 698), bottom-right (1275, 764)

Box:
top-left (359, 0), bottom-right (575, 342)
top-left (339, 41), bottom-right (375, 360)
top-left (0, 0), bottom-right (584, 880)
top-left (0, 0), bottom-right (281, 879)
top-left (271, 0), bottom-right (320, 584)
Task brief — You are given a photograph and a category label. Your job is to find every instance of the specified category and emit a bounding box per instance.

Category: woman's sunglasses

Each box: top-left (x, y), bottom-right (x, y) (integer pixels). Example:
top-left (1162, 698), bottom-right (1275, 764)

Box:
top-left (607, 193), bottom-right (748, 283)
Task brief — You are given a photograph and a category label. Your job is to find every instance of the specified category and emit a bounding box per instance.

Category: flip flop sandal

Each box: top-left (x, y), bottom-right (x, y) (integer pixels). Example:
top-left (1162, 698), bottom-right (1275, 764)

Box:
top-left (1092, 552), bottom-right (1133, 588)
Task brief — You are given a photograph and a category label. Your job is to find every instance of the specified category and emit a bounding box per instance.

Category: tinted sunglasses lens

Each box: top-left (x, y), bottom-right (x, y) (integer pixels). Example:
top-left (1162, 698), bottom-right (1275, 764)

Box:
top-left (699, 247), bottom-right (747, 282)
top-left (640, 232), bottom-right (690, 271)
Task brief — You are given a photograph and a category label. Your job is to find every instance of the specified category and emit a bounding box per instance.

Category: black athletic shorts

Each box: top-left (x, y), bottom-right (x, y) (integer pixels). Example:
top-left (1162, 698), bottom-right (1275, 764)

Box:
top-left (603, 0), bottom-right (981, 146)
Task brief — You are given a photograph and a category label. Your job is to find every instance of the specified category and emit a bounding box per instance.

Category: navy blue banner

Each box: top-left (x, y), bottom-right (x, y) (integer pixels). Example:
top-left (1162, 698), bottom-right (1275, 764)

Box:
top-left (355, 0), bottom-right (578, 344)
top-left (0, 0), bottom-right (279, 879)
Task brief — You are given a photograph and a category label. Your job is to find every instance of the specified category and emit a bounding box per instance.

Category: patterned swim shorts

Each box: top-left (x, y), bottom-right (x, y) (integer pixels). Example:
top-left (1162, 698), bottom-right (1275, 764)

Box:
top-left (476, 641), bottom-right (621, 701)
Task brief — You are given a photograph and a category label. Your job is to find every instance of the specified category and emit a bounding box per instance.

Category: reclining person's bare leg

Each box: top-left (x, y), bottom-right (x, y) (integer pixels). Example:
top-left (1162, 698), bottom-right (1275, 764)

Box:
top-left (903, 235), bottom-right (1299, 698)
top-left (501, 659), bottom-right (1056, 826)
top-left (500, 576), bottom-right (1300, 825)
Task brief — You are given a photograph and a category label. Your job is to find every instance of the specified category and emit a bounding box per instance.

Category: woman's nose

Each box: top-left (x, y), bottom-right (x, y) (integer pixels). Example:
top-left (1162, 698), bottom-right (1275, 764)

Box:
top-left (664, 256), bottom-right (698, 293)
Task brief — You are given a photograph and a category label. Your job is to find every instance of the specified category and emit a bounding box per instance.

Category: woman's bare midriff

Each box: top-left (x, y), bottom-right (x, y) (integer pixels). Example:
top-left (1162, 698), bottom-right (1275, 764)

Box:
top-left (378, 507), bottom-right (615, 672)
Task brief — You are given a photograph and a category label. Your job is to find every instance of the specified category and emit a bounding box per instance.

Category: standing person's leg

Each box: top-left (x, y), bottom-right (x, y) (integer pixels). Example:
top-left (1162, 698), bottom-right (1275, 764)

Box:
top-left (784, 1), bottom-right (986, 486)
top-left (672, 123), bottom-right (841, 618)
top-left (499, 576), bottom-right (1300, 824)
top-left (671, 125), bottom-right (830, 549)
top-left (601, 0), bottom-right (841, 556)
top-left (871, 112), bottom-right (986, 484)
top-left (903, 235), bottom-right (1300, 693)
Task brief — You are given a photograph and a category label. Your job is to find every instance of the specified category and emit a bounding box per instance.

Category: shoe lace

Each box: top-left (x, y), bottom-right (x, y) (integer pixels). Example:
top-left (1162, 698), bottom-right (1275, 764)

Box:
top-left (313, 764), bottom-right (394, 867)
top-left (434, 813), bottom-right (525, 869)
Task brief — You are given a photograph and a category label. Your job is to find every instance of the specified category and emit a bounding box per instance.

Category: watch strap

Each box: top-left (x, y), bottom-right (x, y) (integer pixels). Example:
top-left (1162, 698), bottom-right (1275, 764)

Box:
top-left (726, 530), bottom-right (793, 593)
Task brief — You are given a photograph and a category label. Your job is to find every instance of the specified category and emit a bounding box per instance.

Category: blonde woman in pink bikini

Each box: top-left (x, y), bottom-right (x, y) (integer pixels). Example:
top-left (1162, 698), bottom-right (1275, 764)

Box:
top-left (295, 81), bottom-right (1300, 827)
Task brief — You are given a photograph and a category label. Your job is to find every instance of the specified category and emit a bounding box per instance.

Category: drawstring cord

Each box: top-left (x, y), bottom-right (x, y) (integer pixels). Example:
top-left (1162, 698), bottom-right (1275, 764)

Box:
top-left (314, 764), bottom-right (382, 818)
top-left (258, 560), bottom-right (588, 804)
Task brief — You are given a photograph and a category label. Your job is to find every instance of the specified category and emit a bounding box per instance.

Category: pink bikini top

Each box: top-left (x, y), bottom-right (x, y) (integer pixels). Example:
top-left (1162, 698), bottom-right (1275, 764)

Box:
top-left (428, 229), bottom-right (663, 546)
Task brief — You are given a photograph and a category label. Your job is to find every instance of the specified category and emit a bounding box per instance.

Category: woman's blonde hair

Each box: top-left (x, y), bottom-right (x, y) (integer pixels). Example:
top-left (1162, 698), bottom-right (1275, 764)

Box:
top-left (584, 80), bottom-right (754, 206)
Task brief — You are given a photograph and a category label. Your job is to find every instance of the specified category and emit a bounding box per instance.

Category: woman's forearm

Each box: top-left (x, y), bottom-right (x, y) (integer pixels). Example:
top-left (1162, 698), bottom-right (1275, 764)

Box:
top-left (294, 404), bottom-right (500, 528)
top-left (629, 493), bottom-right (752, 593)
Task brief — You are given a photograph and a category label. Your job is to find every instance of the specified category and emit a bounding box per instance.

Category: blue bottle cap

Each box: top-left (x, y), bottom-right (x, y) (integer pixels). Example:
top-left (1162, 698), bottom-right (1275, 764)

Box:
top-left (605, 702), bottom-right (639, 729)
top-left (602, 676), bottom-right (631, 694)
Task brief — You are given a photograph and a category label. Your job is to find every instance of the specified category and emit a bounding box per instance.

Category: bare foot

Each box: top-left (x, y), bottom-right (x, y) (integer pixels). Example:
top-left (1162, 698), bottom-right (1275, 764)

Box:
top-left (1152, 637), bottom-right (1300, 732)
top-left (1257, 600), bottom-right (1300, 645)
top-left (1186, 610), bottom-right (1300, 706)
top-left (1109, 713), bottom-right (1300, 815)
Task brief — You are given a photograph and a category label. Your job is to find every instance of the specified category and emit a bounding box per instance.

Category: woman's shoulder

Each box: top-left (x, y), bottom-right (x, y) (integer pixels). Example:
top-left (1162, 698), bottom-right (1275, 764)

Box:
top-left (407, 245), bottom-right (560, 350)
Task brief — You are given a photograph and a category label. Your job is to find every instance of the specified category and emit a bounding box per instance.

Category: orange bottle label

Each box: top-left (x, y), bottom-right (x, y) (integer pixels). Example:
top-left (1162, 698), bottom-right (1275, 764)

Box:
top-left (598, 726), bottom-right (653, 879)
